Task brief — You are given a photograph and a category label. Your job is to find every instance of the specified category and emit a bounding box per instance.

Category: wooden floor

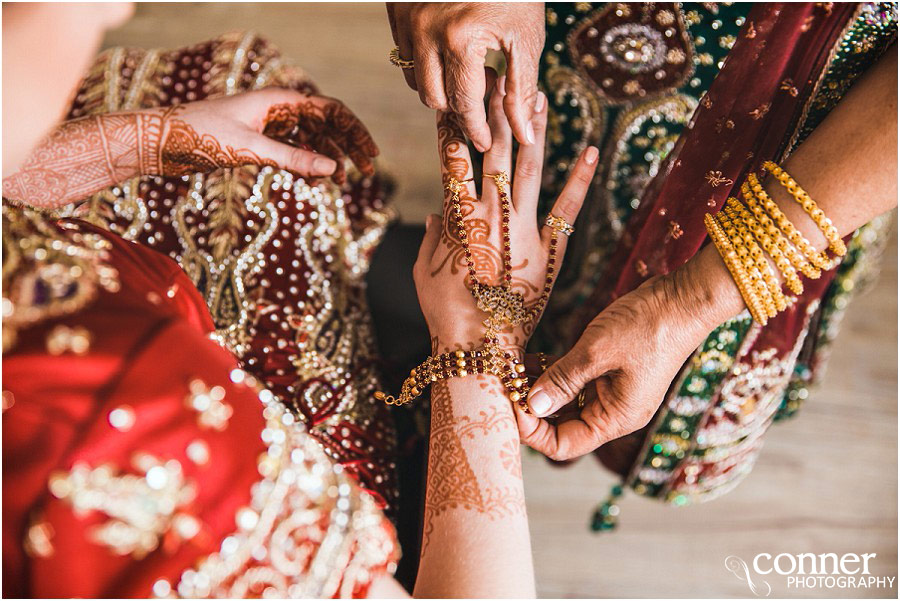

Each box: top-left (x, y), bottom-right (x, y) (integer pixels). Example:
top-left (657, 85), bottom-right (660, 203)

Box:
top-left (106, 4), bottom-right (898, 598)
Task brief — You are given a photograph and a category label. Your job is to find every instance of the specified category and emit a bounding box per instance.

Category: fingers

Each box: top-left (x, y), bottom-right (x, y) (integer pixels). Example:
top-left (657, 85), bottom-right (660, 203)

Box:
top-left (388, 4), bottom-right (418, 91)
top-left (414, 213), bottom-right (443, 275)
top-left (248, 134), bottom-right (337, 178)
top-left (540, 145), bottom-right (598, 247)
top-left (503, 41), bottom-right (542, 146)
top-left (515, 405), bottom-right (606, 461)
top-left (512, 90), bottom-right (547, 216)
top-left (436, 111), bottom-right (476, 222)
top-left (444, 47), bottom-right (491, 152)
top-left (526, 338), bottom-right (601, 417)
top-left (258, 90), bottom-right (378, 182)
top-left (480, 76), bottom-right (513, 206)
top-left (412, 37), bottom-right (449, 110)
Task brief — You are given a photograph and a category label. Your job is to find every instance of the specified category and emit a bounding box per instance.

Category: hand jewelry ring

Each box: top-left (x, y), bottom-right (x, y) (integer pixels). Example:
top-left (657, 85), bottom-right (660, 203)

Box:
top-left (483, 171), bottom-right (510, 189)
top-left (389, 46), bottom-right (415, 70)
top-left (576, 388), bottom-right (587, 409)
top-left (544, 213), bottom-right (575, 236)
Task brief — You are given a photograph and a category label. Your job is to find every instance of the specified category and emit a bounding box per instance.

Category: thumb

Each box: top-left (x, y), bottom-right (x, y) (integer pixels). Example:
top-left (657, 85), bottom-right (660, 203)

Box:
top-left (416, 213), bottom-right (442, 267)
top-left (526, 344), bottom-right (597, 417)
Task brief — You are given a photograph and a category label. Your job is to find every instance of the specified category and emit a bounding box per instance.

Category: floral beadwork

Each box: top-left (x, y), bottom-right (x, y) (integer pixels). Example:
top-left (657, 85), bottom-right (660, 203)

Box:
top-left (48, 454), bottom-right (200, 559)
top-left (156, 373), bottom-right (398, 598)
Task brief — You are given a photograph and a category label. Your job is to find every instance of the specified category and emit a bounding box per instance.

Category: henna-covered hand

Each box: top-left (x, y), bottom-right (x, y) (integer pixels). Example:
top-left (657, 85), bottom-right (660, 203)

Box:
top-left (3, 88), bottom-right (379, 208)
top-left (414, 78), bottom-right (599, 356)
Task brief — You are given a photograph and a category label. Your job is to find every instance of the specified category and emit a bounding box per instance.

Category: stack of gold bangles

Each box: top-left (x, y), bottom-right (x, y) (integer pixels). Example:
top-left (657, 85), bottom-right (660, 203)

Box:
top-left (704, 161), bottom-right (846, 326)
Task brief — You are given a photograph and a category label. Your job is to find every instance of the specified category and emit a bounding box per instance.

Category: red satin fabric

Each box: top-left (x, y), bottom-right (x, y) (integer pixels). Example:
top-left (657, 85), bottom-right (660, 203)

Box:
top-left (4, 220), bottom-right (267, 597)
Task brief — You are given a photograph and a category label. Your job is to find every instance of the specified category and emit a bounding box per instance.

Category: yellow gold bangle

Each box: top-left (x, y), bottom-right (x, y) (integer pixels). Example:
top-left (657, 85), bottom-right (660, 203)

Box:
top-left (704, 213), bottom-right (769, 324)
top-left (724, 203), bottom-right (787, 312)
top-left (741, 181), bottom-right (821, 281)
top-left (747, 173), bottom-right (834, 272)
top-left (726, 197), bottom-right (804, 297)
top-left (762, 161), bottom-right (847, 257)
top-left (716, 209), bottom-right (778, 319)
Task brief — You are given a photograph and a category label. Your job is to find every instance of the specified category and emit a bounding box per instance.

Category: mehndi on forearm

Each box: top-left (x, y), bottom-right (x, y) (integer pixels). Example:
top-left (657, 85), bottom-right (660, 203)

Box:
top-left (2, 105), bottom-right (278, 209)
top-left (414, 377), bottom-right (535, 598)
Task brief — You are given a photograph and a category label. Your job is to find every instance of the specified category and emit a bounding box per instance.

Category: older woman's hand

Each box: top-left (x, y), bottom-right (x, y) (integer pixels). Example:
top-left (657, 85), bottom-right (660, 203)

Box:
top-left (386, 2), bottom-right (545, 152)
top-left (517, 244), bottom-right (745, 460)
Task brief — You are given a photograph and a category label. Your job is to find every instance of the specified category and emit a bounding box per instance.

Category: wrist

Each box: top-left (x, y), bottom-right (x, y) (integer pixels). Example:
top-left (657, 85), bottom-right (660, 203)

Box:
top-left (669, 242), bottom-right (747, 334)
top-left (431, 332), bottom-right (525, 360)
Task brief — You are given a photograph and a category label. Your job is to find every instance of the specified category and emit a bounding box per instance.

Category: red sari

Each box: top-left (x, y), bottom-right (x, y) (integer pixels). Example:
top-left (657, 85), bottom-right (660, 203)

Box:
top-left (2, 207), bottom-right (398, 597)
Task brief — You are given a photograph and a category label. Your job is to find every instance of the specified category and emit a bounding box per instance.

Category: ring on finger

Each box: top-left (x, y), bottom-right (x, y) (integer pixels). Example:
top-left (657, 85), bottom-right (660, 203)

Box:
top-left (389, 46), bottom-right (415, 70)
top-left (544, 213), bottom-right (575, 236)
top-left (483, 171), bottom-right (510, 190)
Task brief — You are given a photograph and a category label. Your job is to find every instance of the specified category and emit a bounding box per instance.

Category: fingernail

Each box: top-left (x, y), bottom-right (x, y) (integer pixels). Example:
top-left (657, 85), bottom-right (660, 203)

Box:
top-left (535, 91), bottom-right (546, 112)
top-left (585, 146), bottom-right (599, 165)
top-left (498, 75), bottom-right (507, 95)
top-left (529, 391), bottom-right (551, 416)
top-left (525, 121), bottom-right (536, 145)
top-left (313, 156), bottom-right (337, 173)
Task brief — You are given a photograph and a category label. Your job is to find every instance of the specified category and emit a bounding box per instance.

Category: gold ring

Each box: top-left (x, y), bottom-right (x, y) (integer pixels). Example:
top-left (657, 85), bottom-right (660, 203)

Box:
top-left (483, 171), bottom-right (510, 189)
top-left (544, 213), bottom-right (575, 236)
top-left (389, 46), bottom-right (415, 70)
top-left (576, 388), bottom-right (586, 409)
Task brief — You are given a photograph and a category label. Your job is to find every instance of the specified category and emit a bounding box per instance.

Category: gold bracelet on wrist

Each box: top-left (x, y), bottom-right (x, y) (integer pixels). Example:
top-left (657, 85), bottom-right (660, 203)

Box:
top-left (715, 209), bottom-right (778, 319)
top-left (723, 204), bottom-right (787, 312)
top-left (704, 213), bottom-right (770, 324)
top-left (741, 181), bottom-right (822, 280)
top-left (707, 161), bottom-right (843, 326)
top-left (746, 173), bottom-right (835, 272)
top-left (726, 197), bottom-right (804, 296)
top-left (762, 161), bottom-right (847, 257)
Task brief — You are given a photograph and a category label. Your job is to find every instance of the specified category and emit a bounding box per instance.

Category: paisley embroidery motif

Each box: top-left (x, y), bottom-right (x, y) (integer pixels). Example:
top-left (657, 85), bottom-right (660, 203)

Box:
top-left (568, 2), bottom-right (695, 103)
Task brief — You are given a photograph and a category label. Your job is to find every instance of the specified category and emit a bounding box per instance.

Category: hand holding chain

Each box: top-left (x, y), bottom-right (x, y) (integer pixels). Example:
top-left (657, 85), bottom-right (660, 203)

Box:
top-left (376, 171), bottom-right (572, 412)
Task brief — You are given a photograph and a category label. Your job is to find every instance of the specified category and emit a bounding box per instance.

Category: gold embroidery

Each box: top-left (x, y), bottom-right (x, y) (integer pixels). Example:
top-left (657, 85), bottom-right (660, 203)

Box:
top-left (49, 454), bottom-right (199, 558)
top-left (164, 377), bottom-right (397, 598)
top-left (705, 170), bottom-right (734, 187)
top-left (24, 515), bottom-right (55, 558)
top-left (45, 324), bottom-right (92, 355)
top-left (2, 205), bottom-right (119, 352)
top-left (186, 379), bottom-right (233, 431)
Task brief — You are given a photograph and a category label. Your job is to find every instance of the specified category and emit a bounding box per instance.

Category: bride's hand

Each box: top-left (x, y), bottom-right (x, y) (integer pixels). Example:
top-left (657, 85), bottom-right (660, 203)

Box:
top-left (3, 88), bottom-right (378, 208)
top-left (154, 88), bottom-right (378, 184)
top-left (413, 79), bottom-right (599, 357)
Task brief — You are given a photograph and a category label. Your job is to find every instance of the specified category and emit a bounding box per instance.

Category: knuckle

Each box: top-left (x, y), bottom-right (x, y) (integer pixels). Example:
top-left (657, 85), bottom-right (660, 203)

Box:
top-left (449, 93), bottom-right (479, 114)
top-left (443, 21), bottom-right (473, 49)
top-left (421, 90), bottom-right (447, 111)
top-left (574, 164), bottom-right (595, 186)
top-left (516, 157), bottom-right (541, 179)
top-left (555, 195), bottom-right (580, 218)
top-left (287, 147), bottom-right (311, 169)
top-left (543, 363), bottom-right (583, 401)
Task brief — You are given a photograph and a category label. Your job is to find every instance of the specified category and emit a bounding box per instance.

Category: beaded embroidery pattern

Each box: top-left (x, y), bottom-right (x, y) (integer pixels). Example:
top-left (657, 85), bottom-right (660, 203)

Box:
top-left (61, 32), bottom-right (400, 508)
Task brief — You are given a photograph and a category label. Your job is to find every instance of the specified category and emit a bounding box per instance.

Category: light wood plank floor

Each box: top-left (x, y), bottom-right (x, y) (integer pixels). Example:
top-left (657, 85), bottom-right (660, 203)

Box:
top-left (106, 4), bottom-right (898, 597)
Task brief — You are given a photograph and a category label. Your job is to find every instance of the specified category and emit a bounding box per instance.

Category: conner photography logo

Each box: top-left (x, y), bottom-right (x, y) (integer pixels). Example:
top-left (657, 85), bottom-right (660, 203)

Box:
top-left (725, 552), bottom-right (896, 596)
